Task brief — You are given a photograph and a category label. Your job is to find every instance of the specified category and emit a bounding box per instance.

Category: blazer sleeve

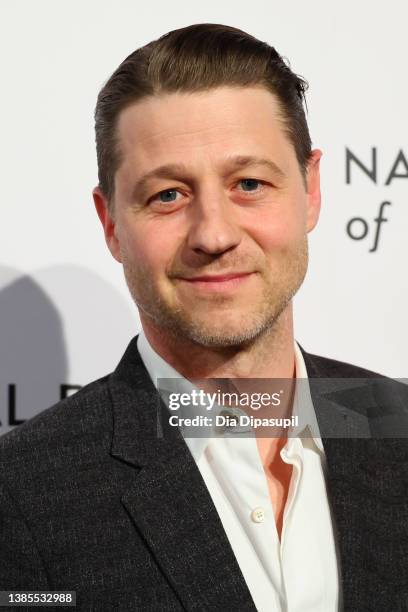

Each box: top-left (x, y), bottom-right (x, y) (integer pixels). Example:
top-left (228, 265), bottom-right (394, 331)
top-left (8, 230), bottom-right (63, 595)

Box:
top-left (0, 481), bottom-right (50, 590)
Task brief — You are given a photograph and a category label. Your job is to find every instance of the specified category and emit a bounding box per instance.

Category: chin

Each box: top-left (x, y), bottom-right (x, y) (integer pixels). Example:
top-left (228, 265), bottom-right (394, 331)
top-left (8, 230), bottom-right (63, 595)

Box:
top-left (181, 319), bottom-right (273, 349)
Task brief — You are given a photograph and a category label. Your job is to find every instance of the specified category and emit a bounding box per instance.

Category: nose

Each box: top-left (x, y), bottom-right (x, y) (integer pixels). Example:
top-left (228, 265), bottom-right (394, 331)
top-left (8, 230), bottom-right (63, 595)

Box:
top-left (186, 188), bottom-right (242, 255)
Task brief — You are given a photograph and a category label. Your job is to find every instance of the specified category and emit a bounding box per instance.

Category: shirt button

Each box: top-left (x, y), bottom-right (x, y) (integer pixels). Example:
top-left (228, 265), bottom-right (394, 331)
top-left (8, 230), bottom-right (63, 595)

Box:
top-left (251, 507), bottom-right (265, 523)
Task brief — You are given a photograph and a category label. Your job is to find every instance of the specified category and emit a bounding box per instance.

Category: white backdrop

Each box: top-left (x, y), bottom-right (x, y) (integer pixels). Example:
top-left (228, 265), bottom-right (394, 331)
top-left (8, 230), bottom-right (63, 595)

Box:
top-left (1, 0), bottom-right (407, 433)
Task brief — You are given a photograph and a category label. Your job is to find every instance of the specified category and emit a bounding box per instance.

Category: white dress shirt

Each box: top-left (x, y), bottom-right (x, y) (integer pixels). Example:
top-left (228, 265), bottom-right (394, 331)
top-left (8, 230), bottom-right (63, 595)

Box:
top-left (137, 330), bottom-right (342, 612)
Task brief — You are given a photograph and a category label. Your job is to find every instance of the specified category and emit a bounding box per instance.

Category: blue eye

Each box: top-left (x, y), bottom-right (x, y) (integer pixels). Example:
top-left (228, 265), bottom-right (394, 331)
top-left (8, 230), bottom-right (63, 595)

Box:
top-left (159, 189), bottom-right (178, 202)
top-left (240, 179), bottom-right (260, 191)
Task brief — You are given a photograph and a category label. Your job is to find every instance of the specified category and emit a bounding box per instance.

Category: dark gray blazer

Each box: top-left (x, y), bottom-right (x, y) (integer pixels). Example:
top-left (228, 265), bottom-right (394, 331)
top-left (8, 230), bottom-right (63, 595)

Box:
top-left (0, 336), bottom-right (407, 611)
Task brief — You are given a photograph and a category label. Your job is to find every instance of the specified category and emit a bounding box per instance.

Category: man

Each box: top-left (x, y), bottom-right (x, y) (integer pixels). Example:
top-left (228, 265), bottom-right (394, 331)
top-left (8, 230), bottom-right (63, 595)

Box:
top-left (0, 23), bottom-right (407, 612)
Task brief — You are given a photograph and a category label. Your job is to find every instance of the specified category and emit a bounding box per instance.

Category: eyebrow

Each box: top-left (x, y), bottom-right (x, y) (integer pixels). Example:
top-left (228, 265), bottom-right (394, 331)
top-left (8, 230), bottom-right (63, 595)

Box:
top-left (130, 154), bottom-right (286, 201)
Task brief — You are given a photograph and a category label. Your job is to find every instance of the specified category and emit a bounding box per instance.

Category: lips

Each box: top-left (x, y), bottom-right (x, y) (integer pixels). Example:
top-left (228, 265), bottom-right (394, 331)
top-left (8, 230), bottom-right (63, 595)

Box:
top-left (181, 272), bottom-right (252, 282)
top-left (175, 271), bottom-right (255, 294)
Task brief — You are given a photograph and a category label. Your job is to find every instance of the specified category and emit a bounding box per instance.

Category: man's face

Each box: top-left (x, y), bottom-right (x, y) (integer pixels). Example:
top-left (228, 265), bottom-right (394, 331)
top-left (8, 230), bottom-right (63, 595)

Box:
top-left (94, 86), bottom-right (321, 348)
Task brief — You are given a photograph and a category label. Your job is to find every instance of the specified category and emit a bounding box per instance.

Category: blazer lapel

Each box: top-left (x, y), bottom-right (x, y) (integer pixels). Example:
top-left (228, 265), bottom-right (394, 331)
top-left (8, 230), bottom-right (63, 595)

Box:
top-left (108, 337), bottom-right (257, 611)
top-left (302, 350), bottom-right (408, 611)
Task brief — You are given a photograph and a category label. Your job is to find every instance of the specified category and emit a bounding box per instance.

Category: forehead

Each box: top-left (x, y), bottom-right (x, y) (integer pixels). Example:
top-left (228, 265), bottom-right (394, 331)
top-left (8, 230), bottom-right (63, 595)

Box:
top-left (116, 86), bottom-right (296, 176)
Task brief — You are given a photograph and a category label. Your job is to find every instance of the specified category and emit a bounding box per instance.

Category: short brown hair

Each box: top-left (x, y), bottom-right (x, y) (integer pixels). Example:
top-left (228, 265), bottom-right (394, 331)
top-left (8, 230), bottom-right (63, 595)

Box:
top-left (94, 23), bottom-right (312, 208)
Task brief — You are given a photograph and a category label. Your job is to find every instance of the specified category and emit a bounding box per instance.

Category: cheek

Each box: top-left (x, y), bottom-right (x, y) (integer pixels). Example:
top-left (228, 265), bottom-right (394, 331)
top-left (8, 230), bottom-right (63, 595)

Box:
top-left (248, 212), bottom-right (306, 254)
top-left (119, 221), bottom-right (177, 278)
top-left (242, 190), bottom-right (308, 250)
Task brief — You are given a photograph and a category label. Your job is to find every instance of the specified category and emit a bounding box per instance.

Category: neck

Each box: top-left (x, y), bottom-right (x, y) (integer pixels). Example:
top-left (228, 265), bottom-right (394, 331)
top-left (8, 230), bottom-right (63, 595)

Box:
top-left (140, 305), bottom-right (296, 380)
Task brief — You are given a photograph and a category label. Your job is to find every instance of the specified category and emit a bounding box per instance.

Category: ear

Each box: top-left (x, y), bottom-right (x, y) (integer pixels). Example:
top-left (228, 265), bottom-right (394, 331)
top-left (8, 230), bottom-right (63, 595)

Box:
top-left (92, 186), bottom-right (122, 263)
top-left (305, 149), bottom-right (322, 233)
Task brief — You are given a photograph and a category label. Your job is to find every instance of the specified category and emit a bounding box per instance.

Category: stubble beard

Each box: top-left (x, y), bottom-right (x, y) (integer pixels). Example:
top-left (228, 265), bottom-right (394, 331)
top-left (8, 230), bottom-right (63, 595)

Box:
top-left (121, 238), bottom-right (309, 349)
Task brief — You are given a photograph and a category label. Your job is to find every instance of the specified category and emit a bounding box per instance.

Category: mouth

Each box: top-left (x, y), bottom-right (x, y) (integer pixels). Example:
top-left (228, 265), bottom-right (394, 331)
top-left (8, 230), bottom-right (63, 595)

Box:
top-left (176, 272), bottom-right (255, 293)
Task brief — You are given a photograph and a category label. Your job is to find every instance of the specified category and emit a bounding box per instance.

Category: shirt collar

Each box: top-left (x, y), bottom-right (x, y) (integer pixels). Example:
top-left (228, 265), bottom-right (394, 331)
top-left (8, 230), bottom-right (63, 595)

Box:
top-left (292, 342), bottom-right (324, 453)
top-left (137, 329), bottom-right (324, 459)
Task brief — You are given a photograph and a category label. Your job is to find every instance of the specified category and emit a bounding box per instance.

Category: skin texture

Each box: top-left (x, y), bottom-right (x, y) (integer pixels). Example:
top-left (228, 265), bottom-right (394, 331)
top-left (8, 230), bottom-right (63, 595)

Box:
top-left (93, 85), bottom-right (322, 537)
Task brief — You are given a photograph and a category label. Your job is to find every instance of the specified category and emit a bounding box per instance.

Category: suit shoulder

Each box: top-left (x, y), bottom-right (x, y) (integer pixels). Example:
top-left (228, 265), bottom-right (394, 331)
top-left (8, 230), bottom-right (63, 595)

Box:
top-left (305, 351), bottom-right (408, 400)
top-left (0, 374), bottom-right (112, 463)
top-left (304, 351), bottom-right (385, 379)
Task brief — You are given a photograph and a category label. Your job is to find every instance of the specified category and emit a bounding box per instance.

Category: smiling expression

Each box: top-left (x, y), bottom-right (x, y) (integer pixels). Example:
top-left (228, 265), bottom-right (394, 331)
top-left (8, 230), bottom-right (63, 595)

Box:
top-left (94, 86), bottom-right (321, 348)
